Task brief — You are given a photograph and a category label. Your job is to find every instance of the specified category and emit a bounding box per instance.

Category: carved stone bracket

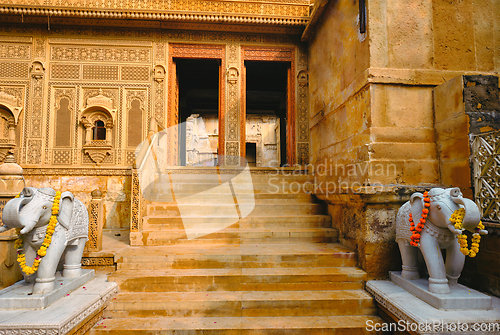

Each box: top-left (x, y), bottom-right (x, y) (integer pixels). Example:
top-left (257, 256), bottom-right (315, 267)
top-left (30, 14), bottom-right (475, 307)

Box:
top-left (30, 60), bottom-right (45, 79)
top-left (83, 141), bottom-right (112, 165)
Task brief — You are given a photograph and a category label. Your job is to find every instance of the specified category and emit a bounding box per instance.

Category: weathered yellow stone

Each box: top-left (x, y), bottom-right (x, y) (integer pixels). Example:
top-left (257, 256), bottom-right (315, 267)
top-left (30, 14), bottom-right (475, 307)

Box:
top-left (433, 0), bottom-right (476, 71)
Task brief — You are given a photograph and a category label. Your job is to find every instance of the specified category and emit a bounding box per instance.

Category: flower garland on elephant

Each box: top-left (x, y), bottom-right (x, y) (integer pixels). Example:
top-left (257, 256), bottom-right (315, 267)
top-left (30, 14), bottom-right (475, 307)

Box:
top-left (408, 191), bottom-right (484, 258)
top-left (15, 191), bottom-right (61, 275)
top-left (449, 208), bottom-right (485, 258)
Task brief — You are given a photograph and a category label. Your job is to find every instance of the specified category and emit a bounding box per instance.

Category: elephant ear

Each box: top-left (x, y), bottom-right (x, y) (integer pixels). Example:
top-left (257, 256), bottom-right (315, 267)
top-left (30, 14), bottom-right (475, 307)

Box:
top-left (410, 192), bottom-right (424, 228)
top-left (57, 191), bottom-right (74, 230)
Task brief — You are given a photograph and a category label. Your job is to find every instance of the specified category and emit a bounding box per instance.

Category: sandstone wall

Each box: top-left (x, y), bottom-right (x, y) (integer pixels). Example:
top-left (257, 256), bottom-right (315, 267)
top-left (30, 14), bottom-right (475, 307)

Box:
top-left (24, 172), bottom-right (131, 230)
top-left (309, 0), bottom-right (500, 279)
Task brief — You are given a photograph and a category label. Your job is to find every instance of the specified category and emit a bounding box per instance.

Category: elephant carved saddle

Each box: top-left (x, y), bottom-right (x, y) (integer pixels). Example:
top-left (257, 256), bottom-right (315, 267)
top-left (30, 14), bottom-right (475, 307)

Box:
top-left (65, 199), bottom-right (89, 244)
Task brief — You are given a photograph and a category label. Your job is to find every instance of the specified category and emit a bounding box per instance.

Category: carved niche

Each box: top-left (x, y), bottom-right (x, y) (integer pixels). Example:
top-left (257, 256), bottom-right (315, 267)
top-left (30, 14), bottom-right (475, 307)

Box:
top-left (0, 87), bottom-right (23, 162)
top-left (80, 89), bottom-right (116, 164)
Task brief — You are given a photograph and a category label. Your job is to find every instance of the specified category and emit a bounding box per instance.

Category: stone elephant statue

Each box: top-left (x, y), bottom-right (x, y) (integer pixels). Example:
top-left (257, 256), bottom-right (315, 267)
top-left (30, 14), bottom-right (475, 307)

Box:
top-left (396, 187), bottom-right (486, 294)
top-left (0, 187), bottom-right (89, 294)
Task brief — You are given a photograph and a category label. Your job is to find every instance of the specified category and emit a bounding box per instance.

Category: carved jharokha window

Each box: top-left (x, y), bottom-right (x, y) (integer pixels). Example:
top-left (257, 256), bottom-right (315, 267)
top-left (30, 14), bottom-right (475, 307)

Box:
top-left (80, 89), bottom-right (116, 164)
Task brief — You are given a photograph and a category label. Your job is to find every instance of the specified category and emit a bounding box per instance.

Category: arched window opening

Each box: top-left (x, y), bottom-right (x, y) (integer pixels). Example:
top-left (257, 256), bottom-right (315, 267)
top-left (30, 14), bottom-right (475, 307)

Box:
top-left (93, 120), bottom-right (106, 140)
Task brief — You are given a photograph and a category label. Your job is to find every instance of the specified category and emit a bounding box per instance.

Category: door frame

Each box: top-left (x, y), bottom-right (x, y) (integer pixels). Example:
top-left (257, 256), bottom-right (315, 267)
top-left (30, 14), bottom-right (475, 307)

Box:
top-left (240, 46), bottom-right (296, 166)
top-left (168, 43), bottom-right (226, 158)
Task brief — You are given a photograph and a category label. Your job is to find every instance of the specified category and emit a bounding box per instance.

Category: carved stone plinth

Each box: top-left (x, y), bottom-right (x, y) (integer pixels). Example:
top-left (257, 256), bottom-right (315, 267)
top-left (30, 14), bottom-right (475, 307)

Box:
top-left (366, 279), bottom-right (500, 335)
top-left (0, 274), bottom-right (117, 334)
top-left (389, 271), bottom-right (492, 310)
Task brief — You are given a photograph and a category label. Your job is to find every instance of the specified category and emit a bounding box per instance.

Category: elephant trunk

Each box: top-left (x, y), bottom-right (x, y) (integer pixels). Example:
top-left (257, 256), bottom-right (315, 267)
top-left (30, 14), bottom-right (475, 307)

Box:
top-left (452, 196), bottom-right (481, 232)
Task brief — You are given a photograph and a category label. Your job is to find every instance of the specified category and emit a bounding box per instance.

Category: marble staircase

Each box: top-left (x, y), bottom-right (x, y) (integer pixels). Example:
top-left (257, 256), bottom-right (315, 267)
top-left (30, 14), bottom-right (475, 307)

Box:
top-left (90, 170), bottom-right (382, 334)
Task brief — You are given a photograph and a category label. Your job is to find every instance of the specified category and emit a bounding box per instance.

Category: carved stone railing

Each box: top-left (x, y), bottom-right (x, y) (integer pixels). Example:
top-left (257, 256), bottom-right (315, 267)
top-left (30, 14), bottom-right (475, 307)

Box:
top-left (471, 129), bottom-right (500, 224)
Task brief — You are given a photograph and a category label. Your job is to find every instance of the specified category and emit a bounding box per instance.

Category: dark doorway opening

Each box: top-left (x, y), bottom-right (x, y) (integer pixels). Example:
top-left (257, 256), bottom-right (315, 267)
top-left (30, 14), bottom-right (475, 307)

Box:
top-left (245, 61), bottom-right (289, 167)
top-left (176, 58), bottom-right (220, 166)
top-left (246, 142), bottom-right (257, 167)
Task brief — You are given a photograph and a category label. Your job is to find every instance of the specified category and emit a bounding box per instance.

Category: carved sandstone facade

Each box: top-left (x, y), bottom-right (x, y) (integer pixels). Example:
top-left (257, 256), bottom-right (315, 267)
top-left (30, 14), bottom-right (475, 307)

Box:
top-left (0, 1), bottom-right (312, 232)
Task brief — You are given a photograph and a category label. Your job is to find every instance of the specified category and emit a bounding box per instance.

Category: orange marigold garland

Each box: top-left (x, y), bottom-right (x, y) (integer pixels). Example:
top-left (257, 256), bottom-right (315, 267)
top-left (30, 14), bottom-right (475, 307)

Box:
top-left (409, 191), bottom-right (430, 247)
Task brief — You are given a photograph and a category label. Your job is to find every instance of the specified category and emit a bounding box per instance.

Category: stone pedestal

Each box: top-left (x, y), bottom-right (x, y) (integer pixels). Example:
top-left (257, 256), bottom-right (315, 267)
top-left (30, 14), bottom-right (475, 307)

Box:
top-left (0, 269), bottom-right (95, 310)
top-left (390, 271), bottom-right (492, 310)
top-left (367, 279), bottom-right (500, 334)
top-left (0, 274), bottom-right (117, 334)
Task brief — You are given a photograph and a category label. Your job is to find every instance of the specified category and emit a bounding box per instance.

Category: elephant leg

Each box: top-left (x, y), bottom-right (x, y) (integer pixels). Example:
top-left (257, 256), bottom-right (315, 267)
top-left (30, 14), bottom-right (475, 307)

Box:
top-left (419, 233), bottom-right (450, 294)
top-left (445, 242), bottom-right (465, 286)
top-left (63, 239), bottom-right (86, 278)
top-left (398, 240), bottom-right (419, 280)
top-left (33, 231), bottom-right (66, 295)
top-left (22, 243), bottom-right (37, 284)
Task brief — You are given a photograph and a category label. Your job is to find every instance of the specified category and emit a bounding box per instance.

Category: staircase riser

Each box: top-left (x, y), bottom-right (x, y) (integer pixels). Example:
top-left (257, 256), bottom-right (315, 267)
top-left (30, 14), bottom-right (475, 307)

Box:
top-left (104, 307), bottom-right (376, 318)
top-left (117, 259), bottom-right (357, 270)
top-left (146, 204), bottom-right (325, 217)
top-left (143, 222), bottom-right (332, 230)
top-left (111, 276), bottom-right (365, 293)
top-left (91, 328), bottom-right (377, 335)
top-left (149, 194), bottom-right (317, 204)
top-left (130, 237), bottom-right (336, 246)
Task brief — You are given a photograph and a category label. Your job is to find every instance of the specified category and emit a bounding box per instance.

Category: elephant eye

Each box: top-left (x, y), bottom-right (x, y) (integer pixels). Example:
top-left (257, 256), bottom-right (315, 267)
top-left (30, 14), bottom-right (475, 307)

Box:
top-left (43, 206), bottom-right (47, 210)
top-left (436, 205), bottom-right (441, 210)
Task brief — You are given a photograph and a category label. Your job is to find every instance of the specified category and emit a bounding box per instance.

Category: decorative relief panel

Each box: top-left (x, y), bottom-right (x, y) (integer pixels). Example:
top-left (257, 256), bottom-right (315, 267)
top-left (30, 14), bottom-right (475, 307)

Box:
top-left (122, 66), bottom-right (150, 81)
top-left (225, 141), bottom-right (239, 166)
top-left (51, 64), bottom-right (80, 80)
top-left (472, 130), bottom-right (500, 223)
top-left (0, 43), bottom-right (30, 59)
top-left (27, 139), bottom-right (42, 164)
top-left (7, 0), bottom-right (310, 15)
top-left (51, 46), bottom-right (151, 63)
top-left (83, 65), bottom-right (119, 81)
top-left (297, 142), bottom-right (309, 165)
top-left (53, 149), bottom-right (71, 165)
top-left (34, 37), bottom-right (45, 58)
top-left (0, 62), bottom-right (29, 78)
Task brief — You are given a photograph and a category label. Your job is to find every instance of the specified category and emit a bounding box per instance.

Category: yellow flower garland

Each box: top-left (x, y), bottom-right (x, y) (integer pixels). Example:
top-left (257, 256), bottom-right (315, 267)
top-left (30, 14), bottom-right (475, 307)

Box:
top-left (449, 208), bottom-right (485, 258)
top-left (15, 191), bottom-right (61, 275)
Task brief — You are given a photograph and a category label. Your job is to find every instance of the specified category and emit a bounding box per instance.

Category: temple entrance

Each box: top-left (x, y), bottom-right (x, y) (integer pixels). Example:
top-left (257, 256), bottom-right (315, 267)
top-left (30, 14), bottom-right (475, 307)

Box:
top-left (175, 58), bottom-right (220, 166)
top-left (245, 61), bottom-right (289, 167)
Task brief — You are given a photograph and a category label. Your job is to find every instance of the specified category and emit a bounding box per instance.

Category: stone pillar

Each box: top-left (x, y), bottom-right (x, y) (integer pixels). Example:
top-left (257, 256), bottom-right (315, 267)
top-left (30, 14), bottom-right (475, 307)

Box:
top-left (85, 189), bottom-right (104, 252)
top-left (0, 153), bottom-right (24, 289)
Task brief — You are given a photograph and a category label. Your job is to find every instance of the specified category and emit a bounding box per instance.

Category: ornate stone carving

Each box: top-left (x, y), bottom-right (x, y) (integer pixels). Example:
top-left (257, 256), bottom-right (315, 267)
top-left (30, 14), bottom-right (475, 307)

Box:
top-left (0, 62), bottom-right (29, 78)
top-left (85, 89), bottom-right (116, 114)
top-left (30, 60), bottom-right (45, 79)
top-left (51, 46), bottom-right (151, 63)
top-left (153, 65), bottom-right (166, 83)
top-left (0, 43), bottom-right (30, 60)
top-left (0, 86), bottom-right (23, 124)
top-left (51, 64), bottom-right (80, 80)
top-left (122, 66), bottom-right (150, 81)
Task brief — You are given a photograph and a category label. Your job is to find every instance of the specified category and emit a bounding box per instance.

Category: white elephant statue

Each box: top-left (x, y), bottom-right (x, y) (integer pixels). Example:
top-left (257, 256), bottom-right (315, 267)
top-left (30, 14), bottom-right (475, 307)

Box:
top-left (0, 187), bottom-right (89, 294)
top-left (396, 187), bottom-right (487, 294)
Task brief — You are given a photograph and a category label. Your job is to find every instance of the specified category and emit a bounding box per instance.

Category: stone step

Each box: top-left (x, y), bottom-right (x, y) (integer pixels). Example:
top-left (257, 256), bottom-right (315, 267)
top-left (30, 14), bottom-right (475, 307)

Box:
top-left (145, 203), bottom-right (325, 217)
top-left (150, 193), bottom-right (318, 204)
top-left (153, 182), bottom-right (313, 194)
top-left (115, 243), bottom-right (357, 270)
top-left (130, 228), bottom-right (338, 246)
top-left (90, 315), bottom-right (383, 334)
top-left (107, 267), bottom-right (366, 292)
top-left (149, 173), bottom-right (312, 184)
top-left (142, 215), bottom-right (332, 230)
top-left (103, 290), bottom-right (377, 318)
